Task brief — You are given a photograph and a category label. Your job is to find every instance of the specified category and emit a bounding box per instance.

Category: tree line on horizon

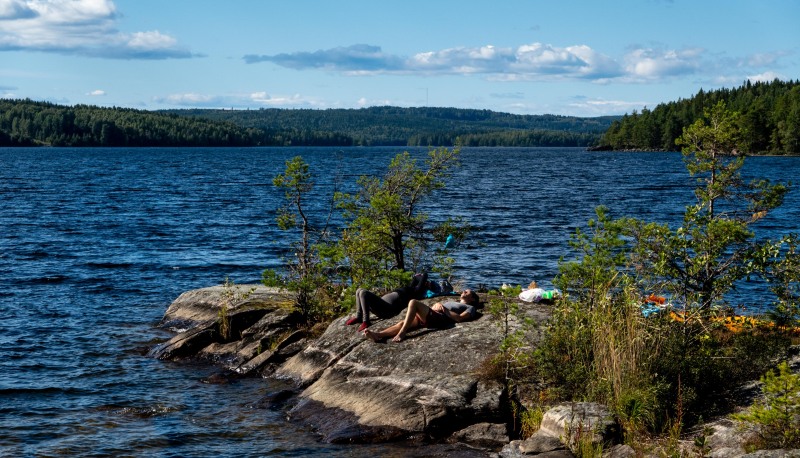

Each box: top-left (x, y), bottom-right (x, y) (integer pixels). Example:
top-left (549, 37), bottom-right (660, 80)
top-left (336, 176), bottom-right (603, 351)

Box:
top-left (0, 100), bottom-right (614, 148)
top-left (167, 106), bottom-right (616, 147)
top-left (0, 99), bottom-right (266, 147)
top-left (598, 79), bottom-right (800, 154)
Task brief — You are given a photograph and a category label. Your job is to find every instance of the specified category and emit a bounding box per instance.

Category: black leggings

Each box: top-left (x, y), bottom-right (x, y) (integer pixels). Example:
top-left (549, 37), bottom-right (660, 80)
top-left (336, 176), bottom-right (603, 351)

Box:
top-left (355, 288), bottom-right (404, 321)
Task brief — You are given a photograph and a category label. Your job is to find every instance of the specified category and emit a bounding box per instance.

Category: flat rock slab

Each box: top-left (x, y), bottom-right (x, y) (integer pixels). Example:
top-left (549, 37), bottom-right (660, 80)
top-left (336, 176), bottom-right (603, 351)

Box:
top-left (278, 297), bottom-right (553, 443)
top-left (159, 284), bottom-right (293, 330)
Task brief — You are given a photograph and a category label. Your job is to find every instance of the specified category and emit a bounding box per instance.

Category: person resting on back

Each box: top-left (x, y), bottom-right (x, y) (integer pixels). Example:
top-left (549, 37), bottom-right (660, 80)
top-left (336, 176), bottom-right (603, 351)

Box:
top-left (345, 272), bottom-right (430, 331)
top-left (364, 289), bottom-right (481, 343)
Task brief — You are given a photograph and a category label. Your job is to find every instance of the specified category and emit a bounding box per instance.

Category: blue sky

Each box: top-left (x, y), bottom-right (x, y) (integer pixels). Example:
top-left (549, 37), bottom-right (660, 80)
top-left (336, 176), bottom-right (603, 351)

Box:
top-left (1, 0), bottom-right (797, 117)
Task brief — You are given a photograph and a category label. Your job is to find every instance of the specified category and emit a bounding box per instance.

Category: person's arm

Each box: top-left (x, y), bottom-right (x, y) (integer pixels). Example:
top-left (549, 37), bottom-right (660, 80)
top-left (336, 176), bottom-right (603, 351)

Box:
top-left (449, 310), bottom-right (473, 322)
top-left (442, 303), bottom-right (475, 322)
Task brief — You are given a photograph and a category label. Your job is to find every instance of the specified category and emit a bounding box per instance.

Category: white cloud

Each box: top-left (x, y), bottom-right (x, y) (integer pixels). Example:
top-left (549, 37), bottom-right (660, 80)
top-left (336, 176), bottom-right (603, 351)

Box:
top-left (0, 0), bottom-right (193, 59)
top-left (127, 30), bottom-right (177, 50)
top-left (158, 93), bottom-right (221, 105)
top-left (623, 47), bottom-right (704, 79)
top-left (246, 41), bottom-right (790, 88)
top-left (87, 89), bottom-right (105, 96)
top-left (354, 96), bottom-right (392, 107)
top-left (568, 97), bottom-right (649, 116)
top-left (153, 91), bottom-right (323, 109)
top-left (747, 71), bottom-right (784, 83)
top-left (742, 52), bottom-right (787, 68)
top-left (248, 91), bottom-right (315, 106)
top-left (244, 42), bottom-right (641, 82)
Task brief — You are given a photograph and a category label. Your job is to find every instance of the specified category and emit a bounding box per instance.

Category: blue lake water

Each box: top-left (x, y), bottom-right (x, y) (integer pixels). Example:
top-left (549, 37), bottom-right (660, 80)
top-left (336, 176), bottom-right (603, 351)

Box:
top-left (1, 147), bottom-right (798, 457)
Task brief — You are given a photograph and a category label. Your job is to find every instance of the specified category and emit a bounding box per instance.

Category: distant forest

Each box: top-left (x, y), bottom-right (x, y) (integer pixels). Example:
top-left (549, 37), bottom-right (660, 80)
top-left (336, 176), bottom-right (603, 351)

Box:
top-left (0, 99), bottom-right (616, 147)
top-left (5, 80), bottom-right (797, 151)
top-left (0, 99), bottom-right (263, 147)
top-left (165, 106), bottom-right (617, 147)
top-left (598, 79), bottom-right (800, 154)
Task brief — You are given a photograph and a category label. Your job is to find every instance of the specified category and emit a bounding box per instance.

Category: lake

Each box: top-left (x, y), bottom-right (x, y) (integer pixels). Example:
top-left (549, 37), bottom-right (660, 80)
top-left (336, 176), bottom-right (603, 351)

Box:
top-left (1, 147), bottom-right (798, 456)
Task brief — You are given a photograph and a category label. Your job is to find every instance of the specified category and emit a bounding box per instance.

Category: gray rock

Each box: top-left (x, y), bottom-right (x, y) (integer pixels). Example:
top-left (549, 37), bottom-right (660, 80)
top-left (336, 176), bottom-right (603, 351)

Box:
top-left (519, 430), bottom-right (567, 453)
top-left (538, 402), bottom-right (619, 448)
top-left (500, 437), bottom-right (575, 458)
top-left (158, 284), bottom-right (292, 330)
top-left (149, 285), bottom-right (305, 368)
top-left (152, 286), bottom-right (555, 444)
top-left (148, 307), bottom-right (274, 363)
top-left (147, 319), bottom-right (218, 360)
top-left (278, 297), bottom-right (554, 442)
top-left (450, 422), bottom-right (509, 449)
top-left (284, 310), bottom-right (509, 442)
top-left (499, 440), bottom-right (525, 458)
top-left (697, 417), bottom-right (758, 458)
top-left (603, 444), bottom-right (636, 458)
top-left (742, 450), bottom-right (800, 457)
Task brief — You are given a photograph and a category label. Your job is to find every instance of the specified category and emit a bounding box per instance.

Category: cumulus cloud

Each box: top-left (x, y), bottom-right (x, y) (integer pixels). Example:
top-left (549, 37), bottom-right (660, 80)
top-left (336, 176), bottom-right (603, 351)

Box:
top-left (246, 41), bottom-right (788, 86)
top-left (0, 0), bottom-right (194, 59)
top-left (623, 47), bottom-right (704, 79)
top-left (246, 42), bottom-right (625, 80)
top-left (247, 42), bottom-right (693, 82)
top-left (86, 89), bottom-right (105, 96)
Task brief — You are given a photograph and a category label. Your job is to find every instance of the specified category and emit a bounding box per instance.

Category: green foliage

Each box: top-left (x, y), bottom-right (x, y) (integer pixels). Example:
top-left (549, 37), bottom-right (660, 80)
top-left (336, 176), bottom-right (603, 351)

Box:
top-left (519, 406), bottom-right (544, 438)
top-left (555, 206), bottom-right (630, 307)
top-left (537, 104), bottom-right (795, 438)
top-left (166, 105), bottom-right (615, 147)
top-left (2, 99), bottom-right (617, 148)
top-left (629, 102), bottom-right (788, 311)
top-left (599, 79), bottom-right (800, 154)
top-left (264, 156), bottom-right (339, 324)
top-left (0, 99), bottom-right (265, 146)
top-left (335, 147), bottom-right (470, 286)
top-left (756, 234), bottom-right (800, 326)
top-left (486, 286), bottom-right (533, 388)
top-left (218, 277), bottom-right (255, 341)
top-left (734, 362), bottom-right (800, 449)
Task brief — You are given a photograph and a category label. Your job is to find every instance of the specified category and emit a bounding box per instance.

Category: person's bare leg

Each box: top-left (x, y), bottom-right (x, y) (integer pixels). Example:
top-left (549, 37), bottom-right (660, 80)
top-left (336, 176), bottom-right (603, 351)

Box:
top-left (364, 319), bottom-right (409, 342)
top-left (392, 300), bottom-right (430, 342)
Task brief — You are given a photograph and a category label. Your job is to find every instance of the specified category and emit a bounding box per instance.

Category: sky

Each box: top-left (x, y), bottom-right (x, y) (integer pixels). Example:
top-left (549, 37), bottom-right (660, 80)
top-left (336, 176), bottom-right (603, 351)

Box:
top-left (1, 0), bottom-right (798, 117)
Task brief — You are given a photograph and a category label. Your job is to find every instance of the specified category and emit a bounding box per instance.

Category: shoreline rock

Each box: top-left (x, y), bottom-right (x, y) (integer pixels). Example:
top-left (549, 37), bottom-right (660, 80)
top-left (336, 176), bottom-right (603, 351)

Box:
top-left (150, 284), bottom-right (550, 447)
top-left (150, 284), bottom-right (800, 455)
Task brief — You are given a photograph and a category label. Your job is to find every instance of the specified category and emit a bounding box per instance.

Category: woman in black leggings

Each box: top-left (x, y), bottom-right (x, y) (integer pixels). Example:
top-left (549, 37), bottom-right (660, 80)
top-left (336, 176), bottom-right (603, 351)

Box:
top-left (345, 273), bottom-right (429, 331)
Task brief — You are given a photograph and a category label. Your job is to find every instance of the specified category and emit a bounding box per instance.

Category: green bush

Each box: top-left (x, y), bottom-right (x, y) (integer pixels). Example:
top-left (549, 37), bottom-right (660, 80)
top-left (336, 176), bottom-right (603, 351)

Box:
top-left (734, 361), bottom-right (800, 449)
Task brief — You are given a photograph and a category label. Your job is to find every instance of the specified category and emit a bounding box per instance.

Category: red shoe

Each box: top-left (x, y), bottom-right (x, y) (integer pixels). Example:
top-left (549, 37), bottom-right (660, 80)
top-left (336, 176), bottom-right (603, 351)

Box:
top-left (358, 321), bottom-right (370, 332)
top-left (345, 316), bottom-right (361, 326)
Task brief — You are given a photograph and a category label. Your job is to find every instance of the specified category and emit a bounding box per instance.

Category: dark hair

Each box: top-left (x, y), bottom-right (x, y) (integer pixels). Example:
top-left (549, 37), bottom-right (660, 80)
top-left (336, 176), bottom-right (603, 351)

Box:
top-left (465, 290), bottom-right (480, 306)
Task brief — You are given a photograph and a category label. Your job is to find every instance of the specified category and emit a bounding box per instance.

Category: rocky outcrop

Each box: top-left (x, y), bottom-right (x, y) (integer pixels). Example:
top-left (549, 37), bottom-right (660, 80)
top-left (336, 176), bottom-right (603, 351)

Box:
top-left (157, 284), bottom-right (295, 330)
top-left (150, 284), bottom-right (552, 445)
top-left (150, 284), bottom-right (800, 456)
top-left (148, 285), bottom-right (306, 373)
top-left (279, 310), bottom-right (511, 442)
top-left (539, 402), bottom-right (619, 447)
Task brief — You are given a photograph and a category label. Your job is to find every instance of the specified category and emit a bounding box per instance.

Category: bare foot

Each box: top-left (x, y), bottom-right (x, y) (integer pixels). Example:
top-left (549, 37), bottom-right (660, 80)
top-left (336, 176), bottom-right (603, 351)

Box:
top-left (391, 333), bottom-right (405, 343)
top-left (364, 329), bottom-right (382, 342)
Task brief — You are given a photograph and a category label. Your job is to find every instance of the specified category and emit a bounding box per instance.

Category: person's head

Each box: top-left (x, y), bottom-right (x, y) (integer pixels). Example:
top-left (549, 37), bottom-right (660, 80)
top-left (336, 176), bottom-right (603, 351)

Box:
top-left (460, 289), bottom-right (480, 306)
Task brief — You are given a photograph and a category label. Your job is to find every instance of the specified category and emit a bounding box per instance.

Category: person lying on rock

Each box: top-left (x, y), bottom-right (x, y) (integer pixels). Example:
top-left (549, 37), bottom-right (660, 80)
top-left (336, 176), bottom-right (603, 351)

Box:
top-left (345, 272), bottom-right (430, 332)
top-left (364, 289), bottom-right (481, 343)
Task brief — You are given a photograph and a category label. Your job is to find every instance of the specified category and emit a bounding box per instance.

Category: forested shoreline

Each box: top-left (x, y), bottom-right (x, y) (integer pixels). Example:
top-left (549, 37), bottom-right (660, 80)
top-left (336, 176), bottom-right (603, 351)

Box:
top-left (598, 79), bottom-right (800, 154)
top-left (0, 100), bottom-right (614, 148)
top-left (3, 79), bottom-right (798, 152)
